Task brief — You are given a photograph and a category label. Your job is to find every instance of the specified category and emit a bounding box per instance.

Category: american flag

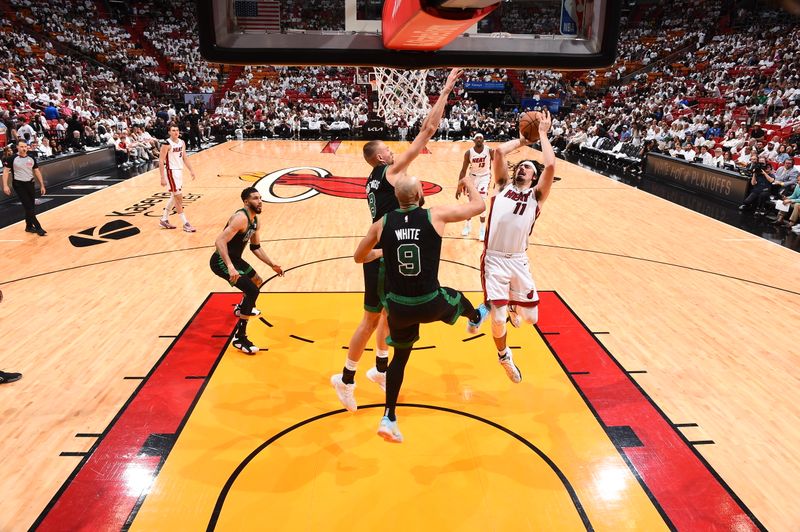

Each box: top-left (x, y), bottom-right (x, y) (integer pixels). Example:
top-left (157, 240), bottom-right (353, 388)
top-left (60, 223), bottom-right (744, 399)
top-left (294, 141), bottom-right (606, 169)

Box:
top-left (234, 0), bottom-right (280, 32)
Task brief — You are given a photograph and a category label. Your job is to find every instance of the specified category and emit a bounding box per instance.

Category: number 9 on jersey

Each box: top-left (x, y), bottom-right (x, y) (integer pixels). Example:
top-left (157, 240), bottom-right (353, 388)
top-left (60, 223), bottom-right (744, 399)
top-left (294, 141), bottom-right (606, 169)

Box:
top-left (397, 243), bottom-right (421, 276)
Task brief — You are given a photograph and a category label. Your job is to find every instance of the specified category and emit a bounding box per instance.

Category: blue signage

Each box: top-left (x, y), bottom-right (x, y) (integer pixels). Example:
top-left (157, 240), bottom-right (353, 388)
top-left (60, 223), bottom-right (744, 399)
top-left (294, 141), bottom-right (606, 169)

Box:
top-left (464, 81), bottom-right (506, 91)
top-left (521, 98), bottom-right (562, 113)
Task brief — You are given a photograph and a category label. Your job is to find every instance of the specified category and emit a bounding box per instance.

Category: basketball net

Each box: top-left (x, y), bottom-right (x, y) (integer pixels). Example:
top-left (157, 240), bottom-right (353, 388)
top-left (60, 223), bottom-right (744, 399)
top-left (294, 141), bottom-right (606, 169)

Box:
top-left (372, 67), bottom-right (430, 125)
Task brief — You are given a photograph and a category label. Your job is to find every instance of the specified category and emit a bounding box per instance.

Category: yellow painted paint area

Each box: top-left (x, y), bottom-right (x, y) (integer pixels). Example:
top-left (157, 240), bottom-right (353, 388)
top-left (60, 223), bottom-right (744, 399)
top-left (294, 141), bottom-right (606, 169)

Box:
top-left (130, 293), bottom-right (668, 531)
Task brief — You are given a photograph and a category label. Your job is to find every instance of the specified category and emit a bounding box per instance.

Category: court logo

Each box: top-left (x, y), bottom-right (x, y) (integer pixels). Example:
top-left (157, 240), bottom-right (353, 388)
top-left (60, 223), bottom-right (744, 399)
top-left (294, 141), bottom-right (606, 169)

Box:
top-left (240, 167), bottom-right (442, 204)
top-left (69, 220), bottom-right (140, 247)
top-left (106, 192), bottom-right (202, 218)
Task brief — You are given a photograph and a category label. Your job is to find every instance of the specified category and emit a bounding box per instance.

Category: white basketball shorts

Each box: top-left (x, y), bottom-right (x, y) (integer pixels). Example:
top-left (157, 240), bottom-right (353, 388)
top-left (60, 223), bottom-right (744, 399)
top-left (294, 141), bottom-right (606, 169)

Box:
top-left (471, 173), bottom-right (490, 198)
top-left (481, 250), bottom-right (539, 307)
top-left (165, 168), bottom-right (183, 194)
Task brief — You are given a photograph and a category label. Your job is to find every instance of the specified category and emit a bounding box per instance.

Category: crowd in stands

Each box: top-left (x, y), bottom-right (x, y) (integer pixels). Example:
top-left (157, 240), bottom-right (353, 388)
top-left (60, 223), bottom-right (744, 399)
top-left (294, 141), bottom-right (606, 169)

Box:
top-left (478, 1), bottom-right (561, 35)
top-left (562, 8), bottom-right (799, 166)
top-left (282, 0), bottom-right (344, 31)
top-left (141, 0), bottom-right (222, 94)
top-left (1, 0), bottom-right (799, 230)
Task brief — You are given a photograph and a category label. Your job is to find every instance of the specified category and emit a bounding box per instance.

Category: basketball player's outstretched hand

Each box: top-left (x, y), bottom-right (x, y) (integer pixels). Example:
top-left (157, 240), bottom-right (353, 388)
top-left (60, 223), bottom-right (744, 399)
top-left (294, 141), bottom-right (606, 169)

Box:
top-left (271, 264), bottom-right (284, 276)
top-left (538, 109), bottom-right (552, 134)
top-left (444, 68), bottom-right (464, 92)
top-left (456, 178), bottom-right (467, 199)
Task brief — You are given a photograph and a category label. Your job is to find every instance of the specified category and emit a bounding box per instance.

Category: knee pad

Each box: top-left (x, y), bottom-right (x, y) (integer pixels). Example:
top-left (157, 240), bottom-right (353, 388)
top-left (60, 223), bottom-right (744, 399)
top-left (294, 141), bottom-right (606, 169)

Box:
top-left (518, 305), bottom-right (539, 325)
top-left (490, 304), bottom-right (508, 338)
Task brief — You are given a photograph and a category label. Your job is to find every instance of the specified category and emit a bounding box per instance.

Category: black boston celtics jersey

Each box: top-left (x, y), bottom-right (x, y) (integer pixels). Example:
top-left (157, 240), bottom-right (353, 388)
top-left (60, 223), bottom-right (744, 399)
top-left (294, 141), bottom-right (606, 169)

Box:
top-left (366, 164), bottom-right (399, 223)
top-left (380, 206), bottom-right (441, 298)
top-left (225, 208), bottom-right (258, 260)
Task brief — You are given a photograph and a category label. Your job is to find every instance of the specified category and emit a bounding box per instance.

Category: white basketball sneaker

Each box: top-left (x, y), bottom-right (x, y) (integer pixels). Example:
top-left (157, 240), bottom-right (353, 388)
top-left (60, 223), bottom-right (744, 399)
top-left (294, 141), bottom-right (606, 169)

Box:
top-left (461, 221), bottom-right (471, 236)
top-left (498, 349), bottom-right (522, 383)
top-left (366, 367), bottom-right (386, 391)
top-left (232, 336), bottom-right (259, 355)
top-left (234, 304), bottom-right (261, 317)
top-left (377, 416), bottom-right (403, 443)
top-left (330, 374), bottom-right (357, 412)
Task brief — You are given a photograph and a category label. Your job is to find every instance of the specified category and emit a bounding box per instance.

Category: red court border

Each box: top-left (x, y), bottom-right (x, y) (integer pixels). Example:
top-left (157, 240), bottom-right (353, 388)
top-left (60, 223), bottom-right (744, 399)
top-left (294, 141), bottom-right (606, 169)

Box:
top-left (31, 292), bottom-right (763, 531)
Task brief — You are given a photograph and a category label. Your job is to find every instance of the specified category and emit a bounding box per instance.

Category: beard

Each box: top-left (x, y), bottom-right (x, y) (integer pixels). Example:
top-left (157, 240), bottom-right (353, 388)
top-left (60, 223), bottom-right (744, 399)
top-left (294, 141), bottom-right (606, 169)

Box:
top-left (419, 195), bottom-right (425, 207)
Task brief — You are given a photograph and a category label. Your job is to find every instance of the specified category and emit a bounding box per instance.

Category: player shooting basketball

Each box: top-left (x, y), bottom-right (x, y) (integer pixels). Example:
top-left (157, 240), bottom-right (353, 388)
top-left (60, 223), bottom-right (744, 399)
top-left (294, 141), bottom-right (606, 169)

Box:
top-left (460, 109), bottom-right (555, 380)
top-left (331, 68), bottom-right (463, 412)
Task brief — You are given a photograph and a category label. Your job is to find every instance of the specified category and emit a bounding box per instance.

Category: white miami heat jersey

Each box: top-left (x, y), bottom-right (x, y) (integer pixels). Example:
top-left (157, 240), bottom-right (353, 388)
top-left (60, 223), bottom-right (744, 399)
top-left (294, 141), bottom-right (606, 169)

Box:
top-left (165, 138), bottom-right (185, 170)
top-left (468, 147), bottom-right (491, 178)
top-left (486, 183), bottom-right (540, 254)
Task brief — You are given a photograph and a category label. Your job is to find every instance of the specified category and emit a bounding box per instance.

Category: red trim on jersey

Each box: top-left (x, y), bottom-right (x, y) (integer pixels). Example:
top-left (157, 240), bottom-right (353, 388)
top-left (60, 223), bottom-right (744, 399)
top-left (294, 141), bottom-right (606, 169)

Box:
top-left (166, 168), bottom-right (177, 193)
top-left (509, 299), bottom-right (540, 307)
top-left (479, 196), bottom-right (496, 305)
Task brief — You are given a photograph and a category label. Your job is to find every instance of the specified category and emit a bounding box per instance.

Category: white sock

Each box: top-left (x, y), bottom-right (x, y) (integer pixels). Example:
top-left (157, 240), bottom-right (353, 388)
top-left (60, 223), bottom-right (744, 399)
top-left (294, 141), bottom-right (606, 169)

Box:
top-left (180, 212), bottom-right (188, 224)
top-left (162, 198), bottom-right (174, 220)
top-left (376, 349), bottom-right (389, 359)
top-left (345, 358), bottom-right (358, 371)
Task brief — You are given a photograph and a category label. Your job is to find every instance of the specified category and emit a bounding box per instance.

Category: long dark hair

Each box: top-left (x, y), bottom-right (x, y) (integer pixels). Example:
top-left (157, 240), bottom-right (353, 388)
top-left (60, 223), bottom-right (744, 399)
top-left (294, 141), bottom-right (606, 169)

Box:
top-left (513, 159), bottom-right (543, 184)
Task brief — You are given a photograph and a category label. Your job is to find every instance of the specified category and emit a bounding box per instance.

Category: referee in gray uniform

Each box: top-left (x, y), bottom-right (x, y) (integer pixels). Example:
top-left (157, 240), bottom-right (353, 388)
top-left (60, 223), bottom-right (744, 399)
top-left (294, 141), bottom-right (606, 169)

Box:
top-left (2, 140), bottom-right (47, 235)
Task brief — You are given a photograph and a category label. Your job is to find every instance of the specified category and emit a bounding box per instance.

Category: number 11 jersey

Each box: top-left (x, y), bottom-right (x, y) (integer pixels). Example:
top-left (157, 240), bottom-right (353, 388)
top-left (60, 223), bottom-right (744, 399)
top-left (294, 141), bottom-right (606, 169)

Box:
top-left (485, 183), bottom-right (540, 254)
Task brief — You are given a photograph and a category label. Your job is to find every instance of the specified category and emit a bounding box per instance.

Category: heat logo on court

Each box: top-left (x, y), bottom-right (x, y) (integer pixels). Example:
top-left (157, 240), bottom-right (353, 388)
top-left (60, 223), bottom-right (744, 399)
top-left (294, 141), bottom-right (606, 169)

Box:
top-left (239, 167), bottom-right (442, 203)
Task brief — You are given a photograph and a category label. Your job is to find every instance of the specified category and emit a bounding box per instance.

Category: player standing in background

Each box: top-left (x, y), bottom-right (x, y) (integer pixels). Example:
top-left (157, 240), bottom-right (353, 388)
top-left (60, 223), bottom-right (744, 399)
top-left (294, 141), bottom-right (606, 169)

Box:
top-left (159, 125), bottom-right (197, 232)
top-left (210, 187), bottom-right (284, 354)
top-left (457, 132), bottom-right (492, 241)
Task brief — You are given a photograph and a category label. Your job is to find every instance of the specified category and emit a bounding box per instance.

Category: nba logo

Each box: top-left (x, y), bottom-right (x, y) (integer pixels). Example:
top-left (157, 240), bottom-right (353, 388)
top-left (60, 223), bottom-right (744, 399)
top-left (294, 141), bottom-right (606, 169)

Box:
top-left (561, 0), bottom-right (578, 35)
top-left (561, 0), bottom-right (593, 38)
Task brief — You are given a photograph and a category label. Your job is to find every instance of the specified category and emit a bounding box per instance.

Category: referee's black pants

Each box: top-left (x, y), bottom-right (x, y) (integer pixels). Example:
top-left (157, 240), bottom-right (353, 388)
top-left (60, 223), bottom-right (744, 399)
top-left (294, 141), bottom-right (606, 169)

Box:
top-left (12, 179), bottom-right (42, 230)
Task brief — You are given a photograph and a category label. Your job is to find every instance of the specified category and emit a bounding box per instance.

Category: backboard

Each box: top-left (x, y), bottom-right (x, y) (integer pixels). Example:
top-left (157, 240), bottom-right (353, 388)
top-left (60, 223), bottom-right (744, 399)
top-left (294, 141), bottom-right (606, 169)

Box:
top-left (197, 0), bottom-right (621, 69)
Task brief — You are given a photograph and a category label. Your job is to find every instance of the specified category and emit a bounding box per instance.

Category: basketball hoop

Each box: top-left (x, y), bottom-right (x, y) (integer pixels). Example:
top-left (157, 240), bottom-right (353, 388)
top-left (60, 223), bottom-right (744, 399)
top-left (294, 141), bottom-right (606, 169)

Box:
top-left (372, 67), bottom-right (430, 125)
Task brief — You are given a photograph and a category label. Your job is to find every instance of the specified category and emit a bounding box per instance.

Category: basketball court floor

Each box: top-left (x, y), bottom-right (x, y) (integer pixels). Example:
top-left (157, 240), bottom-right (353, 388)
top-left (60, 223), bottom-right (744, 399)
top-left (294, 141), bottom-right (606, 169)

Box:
top-left (1, 140), bottom-right (797, 531)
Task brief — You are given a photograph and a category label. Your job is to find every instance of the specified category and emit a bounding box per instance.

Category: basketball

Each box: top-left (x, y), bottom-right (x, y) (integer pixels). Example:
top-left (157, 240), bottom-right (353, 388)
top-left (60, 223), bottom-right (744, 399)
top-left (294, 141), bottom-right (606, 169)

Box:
top-left (519, 111), bottom-right (542, 142)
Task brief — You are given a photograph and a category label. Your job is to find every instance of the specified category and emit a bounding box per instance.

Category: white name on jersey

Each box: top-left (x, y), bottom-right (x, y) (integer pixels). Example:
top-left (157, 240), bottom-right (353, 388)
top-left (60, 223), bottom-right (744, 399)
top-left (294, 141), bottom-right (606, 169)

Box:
top-left (395, 228), bottom-right (420, 241)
